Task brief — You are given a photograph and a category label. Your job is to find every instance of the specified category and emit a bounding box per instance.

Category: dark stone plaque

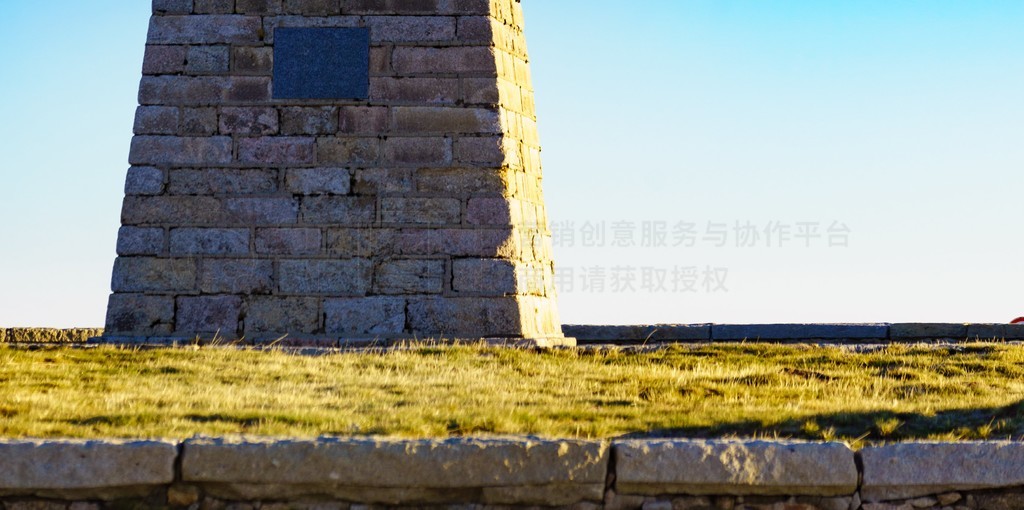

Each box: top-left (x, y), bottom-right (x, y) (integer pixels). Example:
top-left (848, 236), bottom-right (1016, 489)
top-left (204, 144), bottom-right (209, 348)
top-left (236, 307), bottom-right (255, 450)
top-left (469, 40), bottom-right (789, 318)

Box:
top-left (273, 27), bottom-right (370, 100)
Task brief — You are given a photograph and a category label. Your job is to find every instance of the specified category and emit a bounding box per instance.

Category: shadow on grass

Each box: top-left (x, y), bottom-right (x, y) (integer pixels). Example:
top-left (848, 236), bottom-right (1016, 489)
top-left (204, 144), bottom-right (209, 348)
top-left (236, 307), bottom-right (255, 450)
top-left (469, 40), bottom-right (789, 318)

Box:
top-left (617, 399), bottom-right (1024, 443)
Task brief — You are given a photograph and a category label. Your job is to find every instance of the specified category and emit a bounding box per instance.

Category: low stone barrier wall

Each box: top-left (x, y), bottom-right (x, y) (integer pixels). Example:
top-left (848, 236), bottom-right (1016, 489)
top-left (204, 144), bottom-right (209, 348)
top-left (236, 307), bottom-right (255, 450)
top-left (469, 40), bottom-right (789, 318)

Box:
top-left (0, 329), bottom-right (102, 344)
top-left (2, 438), bottom-right (1024, 509)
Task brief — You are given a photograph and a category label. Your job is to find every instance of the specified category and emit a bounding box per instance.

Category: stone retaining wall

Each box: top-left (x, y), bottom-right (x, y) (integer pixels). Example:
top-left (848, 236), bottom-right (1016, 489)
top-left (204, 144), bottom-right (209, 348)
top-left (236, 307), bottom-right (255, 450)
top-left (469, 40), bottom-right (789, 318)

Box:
top-left (2, 438), bottom-right (1024, 509)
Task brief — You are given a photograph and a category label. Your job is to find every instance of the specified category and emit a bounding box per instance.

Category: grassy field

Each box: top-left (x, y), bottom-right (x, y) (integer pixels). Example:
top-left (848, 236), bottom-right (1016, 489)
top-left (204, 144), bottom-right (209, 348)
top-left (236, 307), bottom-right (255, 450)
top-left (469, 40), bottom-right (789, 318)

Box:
top-left (2, 342), bottom-right (1024, 444)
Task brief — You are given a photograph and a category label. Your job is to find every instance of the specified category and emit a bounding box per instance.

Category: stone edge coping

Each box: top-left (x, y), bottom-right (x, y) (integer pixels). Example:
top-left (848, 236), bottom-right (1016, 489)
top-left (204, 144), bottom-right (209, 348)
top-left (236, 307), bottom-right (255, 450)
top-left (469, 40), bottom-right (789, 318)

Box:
top-left (2, 438), bottom-right (1024, 503)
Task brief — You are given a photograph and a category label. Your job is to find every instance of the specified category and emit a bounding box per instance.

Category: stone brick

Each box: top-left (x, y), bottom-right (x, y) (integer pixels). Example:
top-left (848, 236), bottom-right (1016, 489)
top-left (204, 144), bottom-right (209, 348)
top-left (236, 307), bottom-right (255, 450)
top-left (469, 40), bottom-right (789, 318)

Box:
top-left (369, 45), bottom-right (391, 74)
top-left (381, 197), bottom-right (461, 224)
top-left (712, 324), bottom-right (889, 341)
top-left (283, 0), bottom-right (341, 15)
top-left (280, 107), bottom-right (339, 135)
top-left (300, 196), bottom-right (376, 224)
top-left (364, 16), bottom-right (456, 42)
top-left (186, 45), bottom-right (230, 74)
top-left (392, 46), bottom-right (496, 74)
top-left (246, 297), bottom-right (321, 333)
top-left (279, 259), bottom-right (373, 295)
top-left (124, 166), bottom-right (165, 195)
top-left (233, 46), bottom-right (274, 74)
top-left (148, 15), bottom-right (262, 44)
top-left (286, 167), bottom-right (351, 195)
top-left (129, 136), bottom-right (233, 165)
top-left (324, 297), bottom-right (405, 336)
top-left (352, 168), bottom-right (413, 194)
top-left (223, 198), bottom-right (300, 225)
top-left (462, 77), bottom-right (500, 104)
top-left (316, 137), bottom-right (380, 165)
top-left (181, 107), bottom-right (219, 135)
top-left (168, 168), bottom-right (278, 195)
top-left (890, 323), bottom-right (968, 339)
top-left (225, 76), bottom-right (273, 102)
top-left (326, 228), bottom-right (396, 258)
top-left (453, 135), bottom-right (506, 166)
top-left (195, 0), bottom-right (235, 14)
top-left (456, 16), bottom-right (495, 44)
top-left (134, 106), bottom-right (179, 135)
top-left (236, 0), bottom-right (283, 14)
top-left (105, 294), bottom-right (175, 334)
top-left (111, 258), bottom-right (196, 292)
top-left (375, 259), bottom-right (445, 294)
top-left (395, 228), bottom-right (518, 258)
top-left (466, 197), bottom-right (514, 225)
top-left (121, 196), bottom-right (223, 225)
top-left (142, 45), bottom-right (188, 74)
top-left (200, 260), bottom-right (274, 294)
top-left (139, 76), bottom-right (271, 105)
top-left (238, 137), bottom-right (316, 165)
top-left (117, 227), bottom-right (165, 256)
top-left (407, 297), bottom-right (521, 337)
top-left (369, 77), bottom-right (459, 104)
top-left (453, 258), bottom-right (517, 294)
top-left (220, 107), bottom-right (279, 135)
top-left (392, 107), bottom-right (500, 134)
top-left (255, 228), bottom-right (322, 255)
top-left (416, 167), bottom-right (506, 195)
top-left (382, 137), bottom-right (451, 166)
top-left (176, 296), bottom-right (243, 335)
top-left (153, 0), bottom-right (193, 14)
top-left (338, 106), bottom-right (388, 134)
top-left (170, 228), bottom-right (250, 255)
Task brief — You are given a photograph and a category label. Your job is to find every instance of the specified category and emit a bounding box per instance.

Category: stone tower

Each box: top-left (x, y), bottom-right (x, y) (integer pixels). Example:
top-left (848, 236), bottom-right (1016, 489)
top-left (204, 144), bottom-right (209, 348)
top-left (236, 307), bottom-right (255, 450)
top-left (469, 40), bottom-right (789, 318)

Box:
top-left (103, 0), bottom-right (569, 346)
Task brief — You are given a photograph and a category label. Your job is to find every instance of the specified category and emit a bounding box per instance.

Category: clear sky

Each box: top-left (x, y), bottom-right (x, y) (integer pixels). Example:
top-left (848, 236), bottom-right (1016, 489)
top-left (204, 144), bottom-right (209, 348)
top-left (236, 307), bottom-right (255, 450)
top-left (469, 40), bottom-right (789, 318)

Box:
top-left (1, 1), bottom-right (1021, 328)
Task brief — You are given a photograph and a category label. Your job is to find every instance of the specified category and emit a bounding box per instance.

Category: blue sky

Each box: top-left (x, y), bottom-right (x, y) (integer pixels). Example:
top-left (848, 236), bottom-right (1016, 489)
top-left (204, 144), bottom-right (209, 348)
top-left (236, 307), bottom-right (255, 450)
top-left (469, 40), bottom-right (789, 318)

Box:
top-left (1, 1), bottom-right (1021, 327)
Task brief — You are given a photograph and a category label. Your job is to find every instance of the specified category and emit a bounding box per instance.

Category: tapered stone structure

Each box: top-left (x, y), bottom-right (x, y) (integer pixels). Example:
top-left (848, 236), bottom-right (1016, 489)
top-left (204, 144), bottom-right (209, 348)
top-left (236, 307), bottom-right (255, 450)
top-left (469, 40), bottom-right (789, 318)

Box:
top-left (102, 0), bottom-right (569, 346)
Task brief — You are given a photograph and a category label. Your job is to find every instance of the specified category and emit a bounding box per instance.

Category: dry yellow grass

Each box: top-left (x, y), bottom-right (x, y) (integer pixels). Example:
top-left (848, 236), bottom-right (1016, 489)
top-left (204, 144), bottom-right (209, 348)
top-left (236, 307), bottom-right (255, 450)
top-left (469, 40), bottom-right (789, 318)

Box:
top-left (2, 342), bottom-right (1024, 443)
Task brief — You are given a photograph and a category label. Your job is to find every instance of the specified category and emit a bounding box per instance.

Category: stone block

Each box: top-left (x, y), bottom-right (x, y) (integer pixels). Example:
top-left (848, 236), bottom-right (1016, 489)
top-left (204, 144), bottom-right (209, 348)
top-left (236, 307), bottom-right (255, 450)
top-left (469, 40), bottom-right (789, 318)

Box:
top-left (392, 46), bottom-right (496, 74)
top-left (281, 107), bottom-right (339, 135)
top-left (133, 106), bottom-right (178, 135)
top-left (453, 135), bottom-right (506, 165)
top-left (142, 45), bottom-right (188, 75)
top-left (890, 323), bottom-right (968, 340)
top-left (153, 0), bottom-right (193, 14)
top-left (111, 258), bottom-right (196, 292)
top-left (561, 324), bottom-right (712, 343)
top-left (176, 296), bottom-right (243, 335)
top-left (394, 228), bottom-right (517, 258)
top-left (168, 168), bottom-right (278, 195)
top-left (286, 167), bottom-right (351, 195)
top-left (338, 106), bottom-right (388, 134)
top-left (223, 197), bottom-right (300, 225)
top-left (462, 77), bottom-right (500, 104)
top-left (236, 0), bottom-right (283, 14)
top-left (180, 437), bottom-right (608, 504)
top-left (139, 76), bottom-right (270, 105)
top-left (148, 15), bottom-right (262, 44)
top-left (407, 297), bottom-right (522, 337)
top-left (456, 16), bottom-right (495, 44)
top-left (712, 324), bottom-right (889, 341)
top-left (325, 296), bottom-right (406, 336)
top-left (374, 259), bottom-right (446, 294)
top-left (614, 440), bottom-right (858, 497)
top-left (381, 197), bottom-right (461, 224)
top-left (416, 167), bottom-right (506, 195)
top-left (369, 77), bottom-right (459, 104)
top-left (195, 0), bottom-right (235, 13)
top-left (116, 227), bottom-right (165, 256)
top-left (316, 137), bottom-right (381, 165)
top-left (0, 440), bottom-right (177, 499)
top-left (245, 297), bottom-right (321, 333)
top-left (255, 228), bottom-right (322, 255)
top-left (283, 0), bottom-right (341, 15)
top-left (104, 294), bottom-right (175, 335)
top-left (382, 137), bottom-right (452, 166)
top-left (966, 323), bottom-right (1005, 339)
top-left (181, 107), bottom-right (219, 135)
top-left (861, 442), bottom-right (1024, 501)
top-left (232, 46), bottom-right (274, 74)
top-left (238, 137), bottom-right (315, 164)
top-left (185, 45), bottom-right (230, 74)
top-left (200, 259), bottom-right (274, 294)
top-left (352, 168), bottom-right (414, 194)
top-left (278, 259), bottom-right (373, 295)
top-left (326, 228), bottom-right (396, 258)
top-left (364, 16), bottom-right (456, 43)
top-left (121, 196), bottom-right (222, 225)
top-left (129, 136), bottom-right (232, 166)
top-left (219, 107), bottom-right (279, 135)
top-left (392, 107), bottom-right (500, 134)
top-left (124, 166), bottom-right (165, 196)
top-left (466, 197), bottom-right (514, 225)
top-left (452, 258), bottom-right (517, 294)
top-left (169, 228), bottom-right (250, 256)
top-left (300, 196), bottom-right (376, 224)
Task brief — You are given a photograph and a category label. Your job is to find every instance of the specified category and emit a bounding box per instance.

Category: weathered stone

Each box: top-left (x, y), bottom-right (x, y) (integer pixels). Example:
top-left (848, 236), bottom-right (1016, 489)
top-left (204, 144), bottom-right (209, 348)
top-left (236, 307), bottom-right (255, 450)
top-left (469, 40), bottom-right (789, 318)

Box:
top-left (219, 107), bottom-right (279, 135)
top-left (452, 258), bottom-right (517, 294)
top-left (245, 297), bottom-right (320, 333)
top-left (392, 46), bottom-right (496, 74)
top-left (861, 442), bottom-right (1024, 501)
top-left (116, 226), bottom-right (165, 256)
top-left (121, 196), bottom-right (222, 225)
top-left (339, 106), bottom-right (388, 134)
top-left (415, 167), bottom-right (506, 195)
top-left (352, 168), bottom-right (414, 195)
top-left (200, 260), bottom-right (274, 294)
top-left (324, 296), bottom-right (405, 336)
top-left (972, 491), bottom-right (1024, 510)
top-left (364, 16), bottom-right (456, 42)
top-left (181, 107), bottom-right (219, 135)
top-left (129, 136), bottom-right (233, 166)
top-left (181, 437), bottom-right (608, 504)
top-left (407, 297), bottom-right (522, 337)
top-left (453, 135), bottom-right (506, 165)
top-left (255, 228), bottom-right (322, 255)
top-left (195, 0), bottom-right (235, 13)
top-left (286, 167), bottom-right (351, 195)
top-left (369, 77), bottom-right (459, 104)
top-left (133, 106), bottom-right (178, 135)
top-left (148, 15), bottom-right (262, 44)
top-left (111, 258), bottom-right (196, 292)
top-left (186, 45), bottom-right (230, 74)
top-left (562, 325), bottom-right (712, 343)
top-left (238, 137), bottom-right (316, 164)
top-left (316, 137), bottom-right (381, 165)
top-left (167, 484), bottom-right (202, 507)
top-left (232, 46), bottom-right (273, 73)
top-left (176, 296), bottom-right (243, 335)
top-left (391, 107), bottom-right (501, 134)
top-left (614, 440), bottom-right (858, 496)
top-left (394, 228), bottom-right (518, 258)
top-left (169, 228), bottom-right (250, 256)
top-left (236, 0), bottom-right (283, 14)
top-left (223, 198), bottom-right (300, 225)
top-left (381, 197), bottom-right (461, 224)
top-left (283, 0), bottom-right (340, 15)
top-left (279, 259), bottom-right (373, 295)
top-left (0, 440), bottom-right (176, 499)
top-left (712, 324), bottom-right (889, 341)
top-left (890, 323), bottom-right (968, 339)
top-left (104, 294), bottom-right (175, 335)
top-left (168, 168), bottom-right (277, 195)
top-left (142, 45), bottom-right (188, 75)
top-left (326, 228), bottom-right (396, 258)
top-left (300, 196), bottom-right (376, 224)
top-left (374, 259), bottom-right (446, 294)
top-left (466, 197), bottom-right (515, 225)
top-left (281, 107), bottom-right (339, 135)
